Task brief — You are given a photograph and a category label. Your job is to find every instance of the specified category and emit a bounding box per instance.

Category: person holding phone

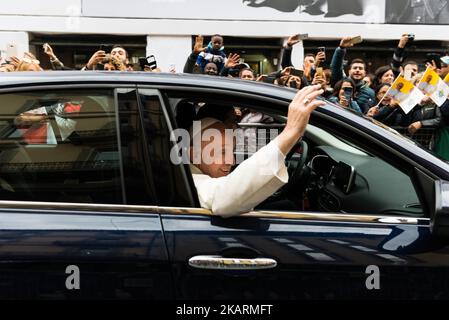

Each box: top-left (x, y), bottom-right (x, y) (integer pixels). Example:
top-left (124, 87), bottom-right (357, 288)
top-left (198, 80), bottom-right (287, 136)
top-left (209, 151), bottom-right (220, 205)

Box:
top-left (42, 43), bottom-right (71, 71)
top-left (330, 36), bottom-right (376, 113)
top-left (328, 77), bottom-right (362, 114)
top-left (281, 34), bottom-right (315, 83)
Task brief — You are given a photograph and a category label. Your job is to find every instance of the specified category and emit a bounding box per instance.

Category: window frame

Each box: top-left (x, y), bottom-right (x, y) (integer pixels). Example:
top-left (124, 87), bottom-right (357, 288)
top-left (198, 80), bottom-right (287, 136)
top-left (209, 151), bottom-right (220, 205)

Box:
top-left (159, 86), bottom-right (437, 220)
top-left (0, 84), bottom-right (129, 207)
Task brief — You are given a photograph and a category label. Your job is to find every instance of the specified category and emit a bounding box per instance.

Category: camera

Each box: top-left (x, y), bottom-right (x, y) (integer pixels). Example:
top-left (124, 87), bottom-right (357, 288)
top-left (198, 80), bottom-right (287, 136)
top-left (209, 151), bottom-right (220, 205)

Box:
top-left (407, 34), bottom-right (415, 42)
top-left (101, 54), bottom-right (111, 64)
top-left (139, 55), bottom-right (158, 71)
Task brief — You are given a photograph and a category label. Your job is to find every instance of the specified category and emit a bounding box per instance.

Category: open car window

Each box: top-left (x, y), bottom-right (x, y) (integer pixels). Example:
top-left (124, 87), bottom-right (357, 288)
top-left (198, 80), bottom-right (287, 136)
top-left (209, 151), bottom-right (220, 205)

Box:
top-left (167, 92), bottom-right (424, 218)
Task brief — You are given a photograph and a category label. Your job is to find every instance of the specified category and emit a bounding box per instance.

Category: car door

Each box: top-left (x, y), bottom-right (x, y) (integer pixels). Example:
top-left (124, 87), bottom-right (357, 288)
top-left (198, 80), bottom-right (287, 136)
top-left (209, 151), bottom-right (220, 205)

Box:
top-left (156, 88), bottom-right (449, 300)
top-left (0, 86), bottom-right (172, 299)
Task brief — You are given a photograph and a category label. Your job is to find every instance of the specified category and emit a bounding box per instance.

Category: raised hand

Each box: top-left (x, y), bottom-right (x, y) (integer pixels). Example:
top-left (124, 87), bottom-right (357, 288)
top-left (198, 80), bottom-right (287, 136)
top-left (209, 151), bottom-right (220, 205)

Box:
top-left (194, 35), bottom-right (207, 55)
top-left (225, 53), bottom-right (240, 69)
top-left (286, 34), bottom-right (301, 47)
top-left (340, 37), bottom-right (354, 49)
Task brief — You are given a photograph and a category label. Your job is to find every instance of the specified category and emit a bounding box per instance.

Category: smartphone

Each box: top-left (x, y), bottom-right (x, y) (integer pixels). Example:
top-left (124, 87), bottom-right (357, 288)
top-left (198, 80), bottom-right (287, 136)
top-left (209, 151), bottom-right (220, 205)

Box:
top-left (146, 55), bottom-right (157, 70)
top-left (42, 43), bottom-right (50, 53)
top-left (318, 47), bottom-right (326, 53)
top-left (349, 36), bottom-right (363, 45)
top-left (290, 68), bottom-right (304, 77)
top-left (316, 67), bottom-right (323, 77)
top-left (261, 76), bottom-right (275, 84)
top-left (298, 34), bottom-right (309, 41)
top-left (99, 44), bottom-right (107, 52)
top-left (343, 87), bottom-right (353, 101)
top-left (6, 43), bottom-right (18, 61)
top-left (426, 53), bottom-right (442, 69)
top-left (289, 80), bottom-right (298, 89)
top-left (334, 161), bottom-right (356, 194)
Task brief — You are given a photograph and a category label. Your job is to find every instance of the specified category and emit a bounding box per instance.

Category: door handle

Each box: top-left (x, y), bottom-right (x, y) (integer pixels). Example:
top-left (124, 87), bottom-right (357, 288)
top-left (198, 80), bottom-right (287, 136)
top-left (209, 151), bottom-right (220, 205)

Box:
top-left (188, 255), bottom-right (277, 270)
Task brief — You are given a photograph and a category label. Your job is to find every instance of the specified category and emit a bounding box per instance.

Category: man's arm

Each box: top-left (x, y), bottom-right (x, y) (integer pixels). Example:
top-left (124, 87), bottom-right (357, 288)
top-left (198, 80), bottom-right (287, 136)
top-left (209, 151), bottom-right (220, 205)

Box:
top-left (184, 35), bottom-right (207, 73)
top-left (391, 34), bottom-right (409, 77)
top-left (183, 53), bottom-right (198, 74)
top-left (281, 34), bottom-right (302, 69)
top-left (331, 37), bottom-right (354, 85)
top-left (330, 47), bottom-right (345, 85)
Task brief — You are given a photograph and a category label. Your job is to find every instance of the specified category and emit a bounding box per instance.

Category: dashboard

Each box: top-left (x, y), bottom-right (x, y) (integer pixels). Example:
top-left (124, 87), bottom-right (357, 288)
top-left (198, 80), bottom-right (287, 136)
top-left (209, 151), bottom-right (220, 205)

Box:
top-left (307, 146), bottom-right (423, 216)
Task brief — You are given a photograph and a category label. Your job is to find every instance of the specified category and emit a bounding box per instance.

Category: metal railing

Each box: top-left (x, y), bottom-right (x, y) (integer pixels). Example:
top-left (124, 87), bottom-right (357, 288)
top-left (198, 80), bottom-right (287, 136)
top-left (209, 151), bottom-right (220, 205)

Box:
top-left (390, 127), bottom-right (437, 150)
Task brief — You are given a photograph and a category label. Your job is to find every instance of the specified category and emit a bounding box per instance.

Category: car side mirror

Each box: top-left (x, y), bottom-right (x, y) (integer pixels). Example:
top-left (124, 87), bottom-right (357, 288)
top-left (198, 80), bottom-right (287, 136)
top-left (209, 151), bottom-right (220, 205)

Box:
top-left (431, 180), bottom-right (449, 237)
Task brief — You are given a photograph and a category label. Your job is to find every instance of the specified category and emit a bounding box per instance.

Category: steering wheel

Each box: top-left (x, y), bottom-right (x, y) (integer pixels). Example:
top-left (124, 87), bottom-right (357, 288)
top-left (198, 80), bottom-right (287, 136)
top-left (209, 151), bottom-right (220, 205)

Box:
top-left (285, 140), bottom-right (309, 192)
top-left (263, 140), bottom-right (309, 203)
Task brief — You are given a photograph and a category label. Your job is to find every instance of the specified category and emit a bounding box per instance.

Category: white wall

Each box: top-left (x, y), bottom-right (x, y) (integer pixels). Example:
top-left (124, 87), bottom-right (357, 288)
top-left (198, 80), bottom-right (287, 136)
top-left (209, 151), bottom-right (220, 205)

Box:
top-left (1, 1), bottom-right (449, 71)
top-left (0, 32), bottom-right (29, 63)
top-left (146, 36), bottom-right (191, 73)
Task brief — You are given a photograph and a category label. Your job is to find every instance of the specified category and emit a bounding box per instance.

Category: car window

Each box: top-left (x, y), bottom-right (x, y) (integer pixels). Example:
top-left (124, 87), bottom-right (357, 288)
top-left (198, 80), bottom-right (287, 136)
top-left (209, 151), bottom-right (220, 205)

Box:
top-left (138, 88), bottom-right (194, 207)
top-left (0, 89), bottom-right (124, 204)
top-left (167, 92), bottom-right (423, 217)
top-left (117, 88), bottom-right (157, 205)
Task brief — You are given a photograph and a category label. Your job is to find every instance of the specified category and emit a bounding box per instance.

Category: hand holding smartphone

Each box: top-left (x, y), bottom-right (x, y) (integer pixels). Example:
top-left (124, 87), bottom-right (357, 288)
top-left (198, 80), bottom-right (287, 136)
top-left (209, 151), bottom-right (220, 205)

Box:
top-left (6, 43), bottom-right (18, 61)
top-left (290, 68), bottom-right (304, 78)
top-left (349, 36), bottom-right (363, 45)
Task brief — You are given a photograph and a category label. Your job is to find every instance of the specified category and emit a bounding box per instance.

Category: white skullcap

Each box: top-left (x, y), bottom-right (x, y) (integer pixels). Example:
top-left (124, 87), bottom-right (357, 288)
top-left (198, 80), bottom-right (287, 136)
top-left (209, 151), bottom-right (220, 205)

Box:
top-left (189, 117), bottom-right (223, 142)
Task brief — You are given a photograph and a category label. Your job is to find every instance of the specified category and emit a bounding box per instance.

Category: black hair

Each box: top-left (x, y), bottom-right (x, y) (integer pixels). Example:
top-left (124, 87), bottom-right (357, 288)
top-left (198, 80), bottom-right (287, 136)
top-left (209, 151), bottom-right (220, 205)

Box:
top-left (111, 45), bottom-right (128, 58)
top-left (349, 58), bottom-right (366, 70)
top-left (332, 77), bottom-right (357, 98)
top-left (239, 68), bottom-right (255, 78)
top-left (374, 65), bottom-right (393, 86)
top-left (375, 82), bottom-right (391, 96)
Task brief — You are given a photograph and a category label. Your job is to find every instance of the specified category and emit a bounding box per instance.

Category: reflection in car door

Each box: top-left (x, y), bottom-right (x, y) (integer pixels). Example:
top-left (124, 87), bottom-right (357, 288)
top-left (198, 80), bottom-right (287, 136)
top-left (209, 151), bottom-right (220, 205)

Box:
top-left (0, 87), bottom-right (172, 299)
top-left (161, 210), bottom-right (449, 299)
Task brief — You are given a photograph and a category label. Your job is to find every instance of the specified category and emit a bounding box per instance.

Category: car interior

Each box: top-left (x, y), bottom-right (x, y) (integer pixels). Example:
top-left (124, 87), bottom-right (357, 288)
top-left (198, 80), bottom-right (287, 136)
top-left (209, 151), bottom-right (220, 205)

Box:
top-left (170, 94), bottom-right (424, 218)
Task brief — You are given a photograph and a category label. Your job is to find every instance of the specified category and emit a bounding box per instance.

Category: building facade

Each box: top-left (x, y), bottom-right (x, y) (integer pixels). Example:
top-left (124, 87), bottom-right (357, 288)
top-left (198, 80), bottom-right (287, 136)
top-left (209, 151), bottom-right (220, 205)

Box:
top-left (1, 0), bottom-right (449, 72)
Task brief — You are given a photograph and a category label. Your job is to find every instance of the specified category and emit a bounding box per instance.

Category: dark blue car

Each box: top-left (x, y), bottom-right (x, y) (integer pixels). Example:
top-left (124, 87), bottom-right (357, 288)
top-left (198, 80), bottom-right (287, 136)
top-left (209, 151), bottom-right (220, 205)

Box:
top-left (0, 71), bottom-right (448, 299)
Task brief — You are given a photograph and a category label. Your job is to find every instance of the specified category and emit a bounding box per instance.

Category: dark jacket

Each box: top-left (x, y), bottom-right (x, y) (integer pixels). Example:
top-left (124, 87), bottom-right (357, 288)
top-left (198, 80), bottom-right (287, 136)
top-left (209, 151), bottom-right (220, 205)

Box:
top-left (411, 103), bottom-right (443, 128)
top-left (374, 105), bottom-right (413, 127)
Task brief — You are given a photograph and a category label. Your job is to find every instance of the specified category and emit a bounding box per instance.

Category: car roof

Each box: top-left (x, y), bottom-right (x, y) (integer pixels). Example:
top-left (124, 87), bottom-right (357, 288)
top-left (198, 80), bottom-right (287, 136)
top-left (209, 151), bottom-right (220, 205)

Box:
top-left (1, 71), bottom-right (448, 175)
top-left (0, 71), bottom-right (296, 101)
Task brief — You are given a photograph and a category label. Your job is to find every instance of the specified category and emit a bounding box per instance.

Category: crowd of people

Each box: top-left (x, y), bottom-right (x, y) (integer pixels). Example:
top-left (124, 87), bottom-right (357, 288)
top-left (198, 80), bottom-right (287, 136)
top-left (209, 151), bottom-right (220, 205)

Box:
top-left (1, 33), bottom-right (449, 160)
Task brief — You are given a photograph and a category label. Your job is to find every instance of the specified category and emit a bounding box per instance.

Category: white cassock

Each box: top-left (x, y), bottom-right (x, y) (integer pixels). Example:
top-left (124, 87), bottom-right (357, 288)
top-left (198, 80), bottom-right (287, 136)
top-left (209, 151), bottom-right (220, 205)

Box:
top-left (190, 138), bottom-right (288, 218)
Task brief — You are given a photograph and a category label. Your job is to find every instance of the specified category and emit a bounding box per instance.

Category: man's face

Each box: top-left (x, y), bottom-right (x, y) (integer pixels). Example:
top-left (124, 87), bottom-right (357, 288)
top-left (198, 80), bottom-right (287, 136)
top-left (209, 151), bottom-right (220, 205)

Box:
top-left (193, 123), bottom-right (235, 178)
top-left (111, 47), bottom-right (128, 64)
top-left (439, 63), bottom-right (449, 78)
top-left (240, 70), bottom-right (255, 81)
top-left (377, 85), bottom-right (392, 105)
top-left (204, 63), bottom-right (218, 75)
top-left (404, 63), bottom-right (418, 78)
top-left (211, 36), bottom-right (223, 51)
top-left (349, 63), bottom-right (366, 81)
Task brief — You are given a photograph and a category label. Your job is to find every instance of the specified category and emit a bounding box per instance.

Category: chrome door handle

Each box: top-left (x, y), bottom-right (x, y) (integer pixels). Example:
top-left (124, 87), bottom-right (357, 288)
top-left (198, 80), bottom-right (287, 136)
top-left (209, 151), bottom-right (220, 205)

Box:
top-left (188, 255), bottom-right (277, 270)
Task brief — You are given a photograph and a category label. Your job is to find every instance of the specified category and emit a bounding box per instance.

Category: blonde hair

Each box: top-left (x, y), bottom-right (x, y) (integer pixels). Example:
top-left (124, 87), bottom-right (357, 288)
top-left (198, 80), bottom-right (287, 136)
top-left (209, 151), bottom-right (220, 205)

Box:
top-left (16, 53), bottom-right (43, 72)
